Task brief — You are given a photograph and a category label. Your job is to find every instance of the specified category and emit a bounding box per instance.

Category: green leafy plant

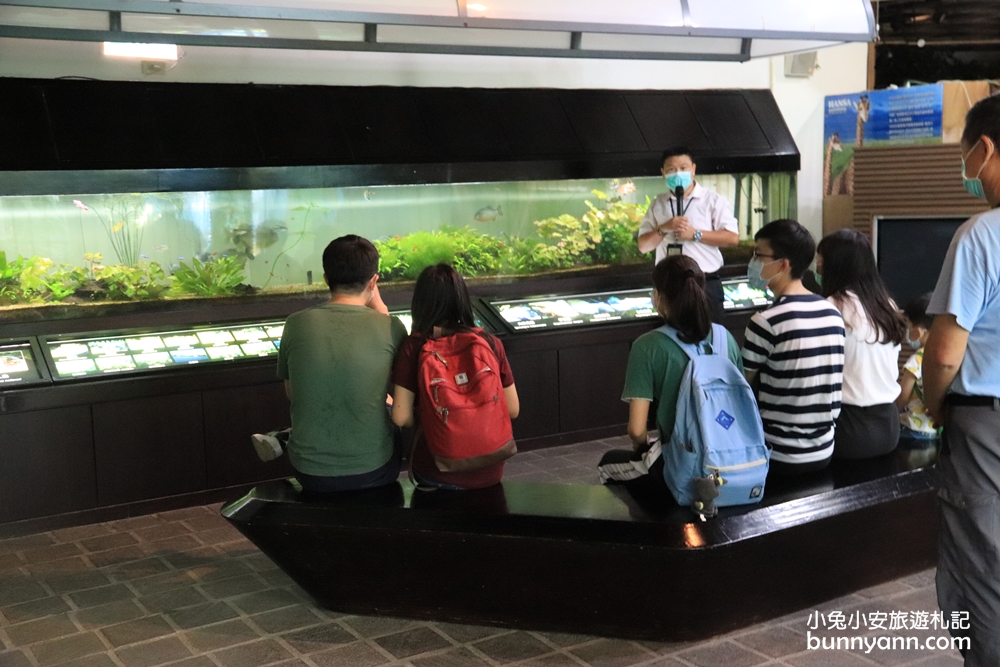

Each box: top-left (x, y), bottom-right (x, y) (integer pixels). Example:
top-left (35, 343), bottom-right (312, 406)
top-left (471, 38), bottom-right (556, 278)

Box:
top-left (374, 236), bottom-right (409, 281)
top-left (533, 190), bottom-right (651, 268)
top-left (44, 265), bottom-right (89, 301)
top-left (442, 226), bottom-right (504, 277)
top-left (262, 202), bottom-right (317, 289)
top-left (171, 256), bottom-right (246, 297)
top-left (0, 251), bottom-right (54, 304)
top-left (95, 262), bottom-right (168, 300)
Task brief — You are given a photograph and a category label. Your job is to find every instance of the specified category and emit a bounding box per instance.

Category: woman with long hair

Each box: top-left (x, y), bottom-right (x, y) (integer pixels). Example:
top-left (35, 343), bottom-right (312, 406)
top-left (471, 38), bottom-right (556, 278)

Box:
top-left (816, 229), bottom-right (905, 458)
top-left (597, 254), bottom-right (746, 502)
top-left (390, 264), bottom-right (519, 490)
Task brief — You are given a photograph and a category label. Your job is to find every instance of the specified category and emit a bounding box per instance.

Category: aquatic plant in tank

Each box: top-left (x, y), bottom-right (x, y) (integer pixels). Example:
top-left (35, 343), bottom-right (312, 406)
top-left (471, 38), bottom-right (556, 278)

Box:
top-left (0, 171), bottom-right (794, 315)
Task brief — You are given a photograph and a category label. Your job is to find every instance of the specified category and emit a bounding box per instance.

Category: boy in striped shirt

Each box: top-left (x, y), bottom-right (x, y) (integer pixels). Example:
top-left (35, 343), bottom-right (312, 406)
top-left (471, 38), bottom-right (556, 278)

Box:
top-left (742, 220), bottom-right (845, 475)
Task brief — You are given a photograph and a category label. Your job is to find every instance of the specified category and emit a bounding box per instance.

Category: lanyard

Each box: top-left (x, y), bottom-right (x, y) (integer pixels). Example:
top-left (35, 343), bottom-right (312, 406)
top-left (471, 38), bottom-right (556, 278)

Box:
top-left (669, 198), bottom-right (689, 217)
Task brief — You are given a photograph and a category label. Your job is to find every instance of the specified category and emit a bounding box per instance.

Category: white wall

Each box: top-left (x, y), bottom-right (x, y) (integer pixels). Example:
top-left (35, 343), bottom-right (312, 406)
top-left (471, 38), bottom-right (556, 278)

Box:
top-left (0, 37), bottom-right (869, 238)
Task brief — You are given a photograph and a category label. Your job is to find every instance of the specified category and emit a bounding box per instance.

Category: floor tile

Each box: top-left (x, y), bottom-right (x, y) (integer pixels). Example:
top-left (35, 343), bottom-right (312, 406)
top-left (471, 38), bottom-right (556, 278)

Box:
top-left (165, 602), bottom-right (239, 631)
top-left (734, 627), bottom-right (808, 658)
top-left (411, 646), bottom-right (493, 667)
top-left (137, 588), bottom-right (209, 614)
top-left (249, 605), bottom-right (325, 635)
top-left (311, 641), bottom-right (394, 667)
top-left (68, 585), bottom-right (134, 610)
top-left (341, 616), bottom-right (422, 639)
top-left (5, 614), bottom-right (80, 647)
top-left (100, 616), bottom-right (175, 648)
top-left (183, 619), bottom-right (260, 652)
top-left (106, 558), bottom-right (172, 583)
top-left (473, 631), bottom-right (552, 664)
top-left (2, 596), bottom-right (73, 625)
top-left (0, 578), bottom-right (50, 607)
top-left (198, 574), bottom-right (268, 601)
top-left (519, 655), bottom-right (592, 667)
top-left (189, 559), bottom-right (253, 584)
top-left (0, 553), bottom-right (24, 574)
top-left (568, 639), bottom-right (652, 667)
top-left (677, 641), bottom-right (769, 667)
top-left (0, 534), bottom-right (56, 556)
top-left (432, 623), bottom-right (507, 644)
top-left (114, 636), bottom-right (193, 667)
top-left (281, 623), bottom-right (358, 654)
top-left (50, 524), bottom-right (114, 545)
top-left (74, 600), bottom-right (146, 629)
top-left (131, 524), bottom-right (190, 544)
top-left (227, 588), bottom-right (299, 615)
top-left (80, 534), bottom-right (139, 555)
top-left (373, 627), bottom-right (452, 660)
top-left (212, 639), bottom-right (293, 667)
top-left (86, 547), bottom-right (149, 570)
top-left (21, 544), bottom-right (84, 565)
top-left (0, 650), bottom-right (32, 667)
top-left (129, 572), bottom-right (197, 599)
top-left (51, 652), bottom-right (119, 667)
top-left (40, 571), bottom-right (112, 596)
top-left (786, 651), bottom-right (879, 667)
top-left (29, 633), bottom-right (106, 667)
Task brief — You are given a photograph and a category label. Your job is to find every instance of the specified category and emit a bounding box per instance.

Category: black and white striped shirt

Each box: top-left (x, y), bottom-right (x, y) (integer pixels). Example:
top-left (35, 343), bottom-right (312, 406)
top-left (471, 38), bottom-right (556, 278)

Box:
top-left (742, 294), bottom-right (845, 465)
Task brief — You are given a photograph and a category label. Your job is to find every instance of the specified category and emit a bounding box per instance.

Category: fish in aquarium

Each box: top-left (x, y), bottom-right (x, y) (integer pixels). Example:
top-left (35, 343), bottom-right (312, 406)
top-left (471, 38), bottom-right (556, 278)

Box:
top-left (226, 220), bottom-right (287, 260)
top-left (473, 205), bottom-right (503, 222)
top-left (152, 244), bottom-right (170, 252)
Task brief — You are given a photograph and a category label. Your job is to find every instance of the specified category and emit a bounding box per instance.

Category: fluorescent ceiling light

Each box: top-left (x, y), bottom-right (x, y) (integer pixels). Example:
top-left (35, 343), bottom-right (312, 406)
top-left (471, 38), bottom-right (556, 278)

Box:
top-left (102, 41), bottom-right (179, 60)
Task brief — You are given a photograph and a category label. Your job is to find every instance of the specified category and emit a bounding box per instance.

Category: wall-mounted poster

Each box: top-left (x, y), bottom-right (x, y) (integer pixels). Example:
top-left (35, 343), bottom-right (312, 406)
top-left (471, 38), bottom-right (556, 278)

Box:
top-left (823, 85), bottom-right (943, 198)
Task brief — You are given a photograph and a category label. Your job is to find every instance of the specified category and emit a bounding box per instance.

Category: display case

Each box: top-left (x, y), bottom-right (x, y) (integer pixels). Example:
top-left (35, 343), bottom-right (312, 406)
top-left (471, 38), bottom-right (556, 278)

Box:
top-left (488, 288), bottom-right (656, 333)
top-left (722, 278), bottom-right (775, 311)
top-left (0, 337), bottom-right (50, 387)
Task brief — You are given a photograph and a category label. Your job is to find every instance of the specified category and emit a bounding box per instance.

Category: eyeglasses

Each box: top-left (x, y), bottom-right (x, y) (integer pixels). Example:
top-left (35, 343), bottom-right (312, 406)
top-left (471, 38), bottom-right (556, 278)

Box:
top-left (752, 252), bottom-right (776, 261)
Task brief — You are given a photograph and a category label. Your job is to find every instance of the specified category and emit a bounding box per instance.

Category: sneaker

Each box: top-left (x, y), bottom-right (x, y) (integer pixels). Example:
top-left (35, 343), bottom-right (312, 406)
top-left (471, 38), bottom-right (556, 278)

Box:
top-left (251, 433), bottom-right (284, 462)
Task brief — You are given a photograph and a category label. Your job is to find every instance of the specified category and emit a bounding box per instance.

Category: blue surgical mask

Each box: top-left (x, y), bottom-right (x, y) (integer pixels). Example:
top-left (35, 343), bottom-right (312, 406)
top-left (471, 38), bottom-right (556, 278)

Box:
top-left (665, 171), bottom-right (692, 192)
top-left (747, 257), bottom-right (776, 292)
top-left (962, 139), bottom-right (989, 200)
top-left (907, 336), bottom-right (923, 350)
top-left (814, 272), bottom-right (823, 287)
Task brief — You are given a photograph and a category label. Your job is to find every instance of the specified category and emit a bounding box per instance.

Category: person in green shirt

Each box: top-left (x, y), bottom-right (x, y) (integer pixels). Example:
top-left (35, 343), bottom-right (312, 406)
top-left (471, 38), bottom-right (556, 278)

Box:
top-left (268, 235), bottom-right (407, 494)
top-left (598, 255), bottom-right (744, 503)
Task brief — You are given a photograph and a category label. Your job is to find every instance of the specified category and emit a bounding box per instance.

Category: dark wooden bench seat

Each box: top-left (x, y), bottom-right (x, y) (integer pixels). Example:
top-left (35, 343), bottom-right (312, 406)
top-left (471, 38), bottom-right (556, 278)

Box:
top-left (221, 449), bottom-right (938, 641)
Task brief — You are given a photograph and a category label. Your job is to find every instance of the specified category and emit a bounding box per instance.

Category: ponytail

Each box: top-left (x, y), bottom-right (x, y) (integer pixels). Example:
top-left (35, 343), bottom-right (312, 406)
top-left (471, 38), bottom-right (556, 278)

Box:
top-left (652, 255), bottom-right (712, 344)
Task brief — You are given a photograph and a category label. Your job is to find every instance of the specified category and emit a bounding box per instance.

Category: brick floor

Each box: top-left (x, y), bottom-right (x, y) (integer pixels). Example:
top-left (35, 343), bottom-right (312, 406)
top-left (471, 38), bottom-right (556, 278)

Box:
top-left (0, 437), bottom-right (961, 667)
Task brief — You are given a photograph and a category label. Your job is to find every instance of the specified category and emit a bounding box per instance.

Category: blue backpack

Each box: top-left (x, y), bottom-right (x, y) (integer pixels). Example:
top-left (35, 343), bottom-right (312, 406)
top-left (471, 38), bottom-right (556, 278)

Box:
top-left (657, 323), bottom-right (769, 517)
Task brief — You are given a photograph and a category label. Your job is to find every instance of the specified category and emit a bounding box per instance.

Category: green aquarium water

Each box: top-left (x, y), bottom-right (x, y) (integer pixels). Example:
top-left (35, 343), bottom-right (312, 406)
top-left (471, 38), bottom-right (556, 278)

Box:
top-left (0, 172), bottom-right (793, 312)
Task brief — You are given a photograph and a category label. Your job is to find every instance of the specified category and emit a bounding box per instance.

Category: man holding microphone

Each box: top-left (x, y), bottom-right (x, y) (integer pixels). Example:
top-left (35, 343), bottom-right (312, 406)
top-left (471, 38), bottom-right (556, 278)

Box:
top-left (637, 147), bottom-right (740, 321)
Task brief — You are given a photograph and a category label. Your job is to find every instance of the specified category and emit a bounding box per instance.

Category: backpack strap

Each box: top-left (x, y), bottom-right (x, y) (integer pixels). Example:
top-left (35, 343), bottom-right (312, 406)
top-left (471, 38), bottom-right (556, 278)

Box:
top-left (655, 324), bottom-right (713, 361)
top-left (708, 323), bottom-right (728, 358)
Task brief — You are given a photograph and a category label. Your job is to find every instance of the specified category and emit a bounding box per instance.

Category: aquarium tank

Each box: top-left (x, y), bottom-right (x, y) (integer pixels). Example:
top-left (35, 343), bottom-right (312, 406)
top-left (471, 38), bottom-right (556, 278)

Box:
top-left (0, 172), bottom-right (794, 313)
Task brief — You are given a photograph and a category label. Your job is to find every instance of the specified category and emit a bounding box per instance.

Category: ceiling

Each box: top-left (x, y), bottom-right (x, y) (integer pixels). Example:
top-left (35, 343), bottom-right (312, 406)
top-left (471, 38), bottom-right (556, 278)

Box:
top-left (876, 0), bottom-right (1000, 46)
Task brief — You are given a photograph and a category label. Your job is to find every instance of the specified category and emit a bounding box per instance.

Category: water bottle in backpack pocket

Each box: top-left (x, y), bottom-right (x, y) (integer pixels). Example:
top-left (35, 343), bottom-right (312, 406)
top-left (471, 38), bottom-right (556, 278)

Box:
top-left (657, 324), bottom-right (769, 516)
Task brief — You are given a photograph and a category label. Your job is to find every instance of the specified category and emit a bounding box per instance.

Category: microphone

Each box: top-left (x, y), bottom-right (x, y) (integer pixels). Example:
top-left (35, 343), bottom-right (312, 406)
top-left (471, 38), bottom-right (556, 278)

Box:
top-left (674, 185), bottom-right (685, 217)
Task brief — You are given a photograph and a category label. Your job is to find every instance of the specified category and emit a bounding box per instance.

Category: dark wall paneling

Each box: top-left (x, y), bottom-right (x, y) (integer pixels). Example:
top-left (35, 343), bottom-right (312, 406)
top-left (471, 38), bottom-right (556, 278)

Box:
top-left (626, 93), bottom-right (713, 155)
top-left (413, 89), bottom-right (511, 161)
top-left (148, 86), bottom-right (263, 169)
top-left (93, 393), bottom-right (207, 506)
top-left (687, 93), bottom-right (772, 152)
top-left (559, 91), bottom-right (649, 154)
top-left (332, 88), bottom-right (435, 163)
top-left (44, 79), bottom-right (162, 170)
top-left (488, 91), bottom-right (583, 158)
top-left (0, 82), bottom-right (58, 170)
top-left (743, 90), bottom-right (798, 156)
top-left (504, 349), bottom-right (560, 441)
top-left (558, 342), bottom-right (631, 432)
top-left (0, 406), bottom-right (97, 523)
top-left (251, 86), bottom-right (354, 166)
top-left (202, 382), bottom-right (295, 489)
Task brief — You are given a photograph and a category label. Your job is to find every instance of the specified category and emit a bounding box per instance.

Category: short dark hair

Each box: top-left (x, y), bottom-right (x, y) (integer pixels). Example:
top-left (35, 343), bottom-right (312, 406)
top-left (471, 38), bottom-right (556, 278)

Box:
top-left (902, 292), bottom-right (934, 329)
top-left (322, 235), bottom-right (379, 294)
top-left (754, 219), bottom-right (815, 280)
top-left (653, 255), bottom-right (711, 344)
top-left (661, 146), bottom-right (694, 167)
top-left (962, 93), bottom-right (1000, 149)
top-left (410, 264), bottom-right (477, 337)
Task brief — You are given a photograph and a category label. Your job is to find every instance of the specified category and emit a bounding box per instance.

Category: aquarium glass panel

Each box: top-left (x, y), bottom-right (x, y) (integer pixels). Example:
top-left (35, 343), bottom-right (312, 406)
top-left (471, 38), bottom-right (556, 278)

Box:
top-left (0, 172), bottom-right (793, 314)
top-left (722, 278), bottom-right (775, 311)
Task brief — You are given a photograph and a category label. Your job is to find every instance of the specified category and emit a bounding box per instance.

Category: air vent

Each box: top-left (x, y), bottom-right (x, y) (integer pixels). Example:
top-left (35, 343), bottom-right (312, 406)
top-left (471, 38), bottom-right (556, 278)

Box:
top-left (784, 52), bottom-right (818, 78)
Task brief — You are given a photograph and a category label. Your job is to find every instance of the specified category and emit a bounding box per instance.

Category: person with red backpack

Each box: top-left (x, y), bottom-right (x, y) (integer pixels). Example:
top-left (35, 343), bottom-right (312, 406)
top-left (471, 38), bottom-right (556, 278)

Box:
top-left (391, 264), bottom-right (520, 490)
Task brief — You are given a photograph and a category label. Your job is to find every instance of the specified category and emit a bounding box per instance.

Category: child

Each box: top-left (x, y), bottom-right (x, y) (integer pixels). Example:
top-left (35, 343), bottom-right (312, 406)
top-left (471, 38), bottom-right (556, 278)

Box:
top-left (896, 293), bottom-right (938, 444)
top-left (390, 264), bottom-right (519, 490)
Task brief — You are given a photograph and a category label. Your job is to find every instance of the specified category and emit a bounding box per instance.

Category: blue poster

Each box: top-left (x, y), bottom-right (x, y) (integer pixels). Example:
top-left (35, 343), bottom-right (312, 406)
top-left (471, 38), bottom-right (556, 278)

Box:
top-left (823, 85), bottom-right (943, 196)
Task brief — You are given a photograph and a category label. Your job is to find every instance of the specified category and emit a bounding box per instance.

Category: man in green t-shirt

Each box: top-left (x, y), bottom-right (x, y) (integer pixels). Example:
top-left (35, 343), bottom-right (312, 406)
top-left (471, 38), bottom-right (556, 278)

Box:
top-left (274, 235), bottom-right (407, 493)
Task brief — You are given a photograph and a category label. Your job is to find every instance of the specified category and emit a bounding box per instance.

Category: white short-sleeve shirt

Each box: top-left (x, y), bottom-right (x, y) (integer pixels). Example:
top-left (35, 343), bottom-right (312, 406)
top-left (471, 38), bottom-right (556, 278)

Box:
top-left (637, 183), bottom-right (738, 273)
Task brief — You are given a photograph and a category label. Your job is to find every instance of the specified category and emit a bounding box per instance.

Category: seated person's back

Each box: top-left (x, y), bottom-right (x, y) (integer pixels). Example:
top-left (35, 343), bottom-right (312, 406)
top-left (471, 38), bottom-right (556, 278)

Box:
top-left (278, 235), bottom-right (407, 491)
top-left (741, 220), bottom-right (846, 475)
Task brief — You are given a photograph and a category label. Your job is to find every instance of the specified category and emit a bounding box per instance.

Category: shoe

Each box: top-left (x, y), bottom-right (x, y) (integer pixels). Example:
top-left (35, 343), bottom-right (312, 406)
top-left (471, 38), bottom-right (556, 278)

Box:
top-left (251, 433), bottom-right (284, 462)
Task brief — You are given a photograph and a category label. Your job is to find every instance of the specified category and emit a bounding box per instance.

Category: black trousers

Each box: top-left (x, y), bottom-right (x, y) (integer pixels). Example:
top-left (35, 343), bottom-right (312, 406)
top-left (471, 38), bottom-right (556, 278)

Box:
top-left (705, 274), bottom-right (725, 324)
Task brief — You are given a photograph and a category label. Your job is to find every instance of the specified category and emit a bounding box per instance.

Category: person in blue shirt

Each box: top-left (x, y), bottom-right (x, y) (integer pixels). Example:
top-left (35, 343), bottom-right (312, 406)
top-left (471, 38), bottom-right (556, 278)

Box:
top-left (923, 93), bottom-right (1000, 665)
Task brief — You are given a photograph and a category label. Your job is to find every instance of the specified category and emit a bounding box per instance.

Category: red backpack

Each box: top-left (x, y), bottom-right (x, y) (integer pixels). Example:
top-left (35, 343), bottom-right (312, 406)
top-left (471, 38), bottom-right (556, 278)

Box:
top-left (416, 330), bottom-right (516, 472)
